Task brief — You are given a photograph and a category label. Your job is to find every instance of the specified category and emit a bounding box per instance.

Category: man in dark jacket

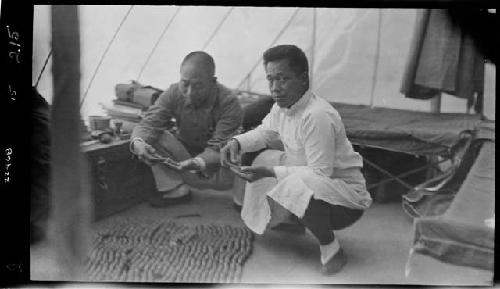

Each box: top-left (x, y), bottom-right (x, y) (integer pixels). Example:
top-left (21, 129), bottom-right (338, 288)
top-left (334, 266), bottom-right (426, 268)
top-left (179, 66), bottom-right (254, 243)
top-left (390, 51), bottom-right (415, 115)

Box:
top-left (130, 51), bottom-right (242, 206)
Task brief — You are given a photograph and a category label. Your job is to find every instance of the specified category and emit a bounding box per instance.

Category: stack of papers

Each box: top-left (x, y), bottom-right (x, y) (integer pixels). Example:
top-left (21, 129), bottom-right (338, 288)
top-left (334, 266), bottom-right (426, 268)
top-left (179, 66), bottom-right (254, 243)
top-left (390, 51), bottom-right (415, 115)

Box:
top-left (100, 102), bottom-right (143, 123)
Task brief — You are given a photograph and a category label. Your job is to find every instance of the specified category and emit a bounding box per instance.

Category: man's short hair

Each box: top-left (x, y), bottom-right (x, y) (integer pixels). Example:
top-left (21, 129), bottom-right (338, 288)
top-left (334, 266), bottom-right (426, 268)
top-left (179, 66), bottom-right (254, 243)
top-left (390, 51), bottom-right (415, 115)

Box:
top-left (263, 45), bottom-right (309, 76)
top-left (181, 51), bottom-right (216, 76)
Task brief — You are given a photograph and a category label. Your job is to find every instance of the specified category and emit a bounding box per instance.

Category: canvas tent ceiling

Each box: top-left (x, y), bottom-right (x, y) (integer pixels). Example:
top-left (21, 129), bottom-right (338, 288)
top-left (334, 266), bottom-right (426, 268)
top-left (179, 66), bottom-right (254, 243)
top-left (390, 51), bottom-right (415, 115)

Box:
top-left (32, 5), bottom-right (495, 120)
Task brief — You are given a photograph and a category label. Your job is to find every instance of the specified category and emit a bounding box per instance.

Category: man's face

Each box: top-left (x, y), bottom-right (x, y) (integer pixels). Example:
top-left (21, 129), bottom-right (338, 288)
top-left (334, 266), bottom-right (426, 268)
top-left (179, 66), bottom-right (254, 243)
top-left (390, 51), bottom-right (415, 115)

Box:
top-left (179, 62), bottom-right (215, 108)
top-left (265, 59), bottom-right (307, 108)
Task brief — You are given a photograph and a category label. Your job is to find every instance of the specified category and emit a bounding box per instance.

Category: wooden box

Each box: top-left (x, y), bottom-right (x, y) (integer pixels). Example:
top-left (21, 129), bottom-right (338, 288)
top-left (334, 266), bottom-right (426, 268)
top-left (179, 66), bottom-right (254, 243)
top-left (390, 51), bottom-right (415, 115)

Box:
top-left (82, 139), bottom-right (156, 221)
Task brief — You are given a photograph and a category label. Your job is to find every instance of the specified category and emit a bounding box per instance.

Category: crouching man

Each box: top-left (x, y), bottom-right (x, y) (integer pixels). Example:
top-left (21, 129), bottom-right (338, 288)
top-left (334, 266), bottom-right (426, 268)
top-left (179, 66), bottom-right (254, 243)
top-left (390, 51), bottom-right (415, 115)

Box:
top-left (131, 51), bottom-right (242, 206)
top-left (220, 45), bottom-right (372, 274)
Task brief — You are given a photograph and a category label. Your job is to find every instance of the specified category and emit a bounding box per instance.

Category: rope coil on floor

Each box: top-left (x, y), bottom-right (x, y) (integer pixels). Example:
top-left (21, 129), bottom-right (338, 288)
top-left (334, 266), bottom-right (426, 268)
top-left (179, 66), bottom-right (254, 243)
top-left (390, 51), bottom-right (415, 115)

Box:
top-left (85, 220), bottom-right (254, 282)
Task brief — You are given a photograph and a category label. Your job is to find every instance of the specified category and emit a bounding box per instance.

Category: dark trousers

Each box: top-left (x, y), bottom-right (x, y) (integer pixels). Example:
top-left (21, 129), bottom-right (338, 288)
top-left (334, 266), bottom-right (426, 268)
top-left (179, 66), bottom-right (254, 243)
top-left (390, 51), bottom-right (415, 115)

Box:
top-left (245, 150), bottom-right (364, 245)
top-left (300, 198), bottom-right (364, 245)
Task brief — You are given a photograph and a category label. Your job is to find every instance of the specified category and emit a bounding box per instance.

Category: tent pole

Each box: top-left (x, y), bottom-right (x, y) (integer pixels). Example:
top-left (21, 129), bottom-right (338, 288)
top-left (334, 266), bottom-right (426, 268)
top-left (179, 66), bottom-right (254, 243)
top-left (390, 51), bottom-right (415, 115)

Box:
top-left (369, 9), bottom-right (383, 108)
top-left (49, 5), bottom-right (91, 280)
top-left (430, 94), bottom-right (441, 113)
top-left (310, 8), bottom-right (317, 90)
top-left (428, 93), bottom-right (441, 179)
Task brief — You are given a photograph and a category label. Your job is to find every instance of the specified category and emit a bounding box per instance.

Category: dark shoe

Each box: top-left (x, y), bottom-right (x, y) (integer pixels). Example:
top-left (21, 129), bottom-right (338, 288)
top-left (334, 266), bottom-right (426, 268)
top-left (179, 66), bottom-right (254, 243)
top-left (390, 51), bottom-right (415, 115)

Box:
top-left (320, 248), bottom-right (347, 275)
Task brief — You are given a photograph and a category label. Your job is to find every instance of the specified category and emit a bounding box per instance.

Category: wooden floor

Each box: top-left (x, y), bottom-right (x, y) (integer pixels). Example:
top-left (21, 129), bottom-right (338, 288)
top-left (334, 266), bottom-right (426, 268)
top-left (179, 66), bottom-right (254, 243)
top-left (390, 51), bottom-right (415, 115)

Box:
top-left (30, 187), bottom-right (494, 286)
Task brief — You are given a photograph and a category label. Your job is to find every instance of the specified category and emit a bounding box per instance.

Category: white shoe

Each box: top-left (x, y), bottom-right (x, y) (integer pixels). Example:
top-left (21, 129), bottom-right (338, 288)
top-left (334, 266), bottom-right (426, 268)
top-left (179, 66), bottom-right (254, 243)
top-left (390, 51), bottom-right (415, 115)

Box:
top-left (149, 184), bottom-right (191, 208)
top-left (320, 247), bottom-right (347, 275)
top-left (162, 184), bottom-right (190, 199)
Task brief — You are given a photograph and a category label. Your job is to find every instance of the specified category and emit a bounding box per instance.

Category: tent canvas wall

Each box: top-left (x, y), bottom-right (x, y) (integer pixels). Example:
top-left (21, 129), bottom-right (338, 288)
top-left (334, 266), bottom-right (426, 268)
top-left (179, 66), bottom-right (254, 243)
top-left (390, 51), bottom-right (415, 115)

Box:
top-left (32, 5), bottom-right (495, 121)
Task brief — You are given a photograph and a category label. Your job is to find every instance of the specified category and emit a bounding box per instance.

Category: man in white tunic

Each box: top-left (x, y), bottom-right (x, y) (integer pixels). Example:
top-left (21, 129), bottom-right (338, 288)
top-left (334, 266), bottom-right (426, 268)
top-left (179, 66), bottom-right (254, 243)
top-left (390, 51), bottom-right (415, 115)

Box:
top-left (221, 45), bottom-right (372, 274)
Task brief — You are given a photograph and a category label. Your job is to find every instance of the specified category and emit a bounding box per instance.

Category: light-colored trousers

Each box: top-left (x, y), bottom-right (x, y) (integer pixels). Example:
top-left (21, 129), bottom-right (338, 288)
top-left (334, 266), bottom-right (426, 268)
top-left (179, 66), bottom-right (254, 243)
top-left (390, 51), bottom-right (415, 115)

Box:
top-left (150, 131), bottom-right (234, 192)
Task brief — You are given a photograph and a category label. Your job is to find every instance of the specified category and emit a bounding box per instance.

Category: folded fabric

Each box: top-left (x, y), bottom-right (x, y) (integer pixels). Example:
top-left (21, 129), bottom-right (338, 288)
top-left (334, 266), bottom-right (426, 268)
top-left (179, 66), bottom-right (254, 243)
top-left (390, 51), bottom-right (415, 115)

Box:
top-left (241, 150), bottom-right (288, 234)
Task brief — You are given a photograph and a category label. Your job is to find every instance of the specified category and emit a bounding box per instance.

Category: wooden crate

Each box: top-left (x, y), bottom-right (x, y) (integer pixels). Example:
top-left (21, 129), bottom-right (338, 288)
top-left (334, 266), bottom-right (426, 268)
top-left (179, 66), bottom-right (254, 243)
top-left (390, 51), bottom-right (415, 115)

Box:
top-left (83, 139), bottom-right (156, 221)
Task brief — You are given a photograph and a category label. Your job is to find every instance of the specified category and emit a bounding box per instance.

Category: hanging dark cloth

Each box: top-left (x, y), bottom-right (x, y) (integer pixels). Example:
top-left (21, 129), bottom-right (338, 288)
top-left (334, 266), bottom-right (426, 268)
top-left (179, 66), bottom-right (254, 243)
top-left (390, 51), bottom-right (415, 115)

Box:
top-left (401, 9), bottom-right (485, 112)
top-left (30, 87), bottom-right (51, 244)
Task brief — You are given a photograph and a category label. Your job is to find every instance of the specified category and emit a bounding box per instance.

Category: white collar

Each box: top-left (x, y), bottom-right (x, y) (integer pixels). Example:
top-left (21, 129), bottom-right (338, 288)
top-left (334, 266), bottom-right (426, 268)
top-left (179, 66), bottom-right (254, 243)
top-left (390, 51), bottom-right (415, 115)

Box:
top-left (279, 90), bottom-right (313, 116)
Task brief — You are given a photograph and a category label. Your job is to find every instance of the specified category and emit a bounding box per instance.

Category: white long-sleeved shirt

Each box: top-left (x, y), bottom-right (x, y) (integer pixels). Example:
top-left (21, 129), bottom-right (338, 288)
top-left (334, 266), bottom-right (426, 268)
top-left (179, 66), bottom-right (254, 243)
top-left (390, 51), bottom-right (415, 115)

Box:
top-left (234, 91), bottom-right (372, 233)
top-left (235, 90), bottom-right (364, 181)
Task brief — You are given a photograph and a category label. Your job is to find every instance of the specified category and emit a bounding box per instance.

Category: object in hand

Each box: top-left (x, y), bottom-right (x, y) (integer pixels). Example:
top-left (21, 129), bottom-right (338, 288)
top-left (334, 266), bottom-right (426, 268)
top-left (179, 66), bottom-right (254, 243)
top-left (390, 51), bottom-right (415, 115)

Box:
top-left (220, 139), bottom-right (241, 165)
top-left (163, 157), bottom-right (181, 170)
top-left (149, 156), bottom-right (181, 170)
top-left (223, 160), bottom-right (251, 181)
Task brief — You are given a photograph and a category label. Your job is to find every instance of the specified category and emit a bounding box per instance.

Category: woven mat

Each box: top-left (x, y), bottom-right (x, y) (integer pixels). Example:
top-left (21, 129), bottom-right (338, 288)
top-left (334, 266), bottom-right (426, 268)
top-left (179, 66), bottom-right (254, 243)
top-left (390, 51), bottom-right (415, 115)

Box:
top-left (85, 220), bottom-right (253, 283)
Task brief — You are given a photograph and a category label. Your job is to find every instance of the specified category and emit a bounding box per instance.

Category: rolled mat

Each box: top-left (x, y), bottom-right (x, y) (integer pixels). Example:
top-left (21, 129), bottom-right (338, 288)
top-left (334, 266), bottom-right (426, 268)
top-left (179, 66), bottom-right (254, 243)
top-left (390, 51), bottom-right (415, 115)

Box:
top-left (85, 220), bottom-right (254, 283)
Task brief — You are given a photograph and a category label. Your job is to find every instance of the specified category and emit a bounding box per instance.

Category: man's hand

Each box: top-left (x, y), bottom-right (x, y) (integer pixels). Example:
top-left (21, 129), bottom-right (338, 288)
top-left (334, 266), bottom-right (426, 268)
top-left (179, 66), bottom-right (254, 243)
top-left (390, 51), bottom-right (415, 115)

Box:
top-left (133, 139), bottom-right (163, 166)
top-left (239, 166), bottom-right (275, 182)
top-left (220, 139), bottom-right (241, 167)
